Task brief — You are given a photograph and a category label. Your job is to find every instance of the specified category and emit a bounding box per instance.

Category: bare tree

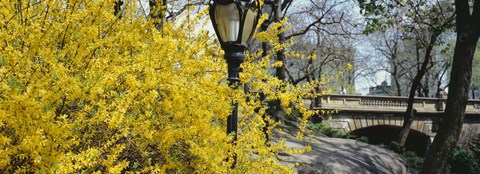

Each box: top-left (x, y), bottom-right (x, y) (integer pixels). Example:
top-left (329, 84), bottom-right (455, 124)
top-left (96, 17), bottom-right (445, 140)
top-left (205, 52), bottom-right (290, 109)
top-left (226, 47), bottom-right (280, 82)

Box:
top-left (283, 0), bottom-right (359, 87)
top-left (395, 0), bottom-right (455, 146)
top-left (258, 0), bottom-right (358, 123)
top-left (359, 0), bottom-right (455, 146)
top-left (370, 29), bottom-right (412, 96)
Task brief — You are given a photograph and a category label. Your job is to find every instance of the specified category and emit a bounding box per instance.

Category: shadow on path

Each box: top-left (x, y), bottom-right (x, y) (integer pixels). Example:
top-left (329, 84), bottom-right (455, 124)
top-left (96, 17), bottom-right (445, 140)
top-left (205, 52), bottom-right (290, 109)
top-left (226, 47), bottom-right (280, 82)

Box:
top-left (276, 129), bottom-right (408, 174)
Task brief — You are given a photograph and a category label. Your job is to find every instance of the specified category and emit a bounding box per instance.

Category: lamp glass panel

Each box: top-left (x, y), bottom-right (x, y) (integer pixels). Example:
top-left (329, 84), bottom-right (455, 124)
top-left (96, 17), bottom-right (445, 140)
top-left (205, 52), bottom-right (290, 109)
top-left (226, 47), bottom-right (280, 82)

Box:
top-left (215, 3), bottom-right (240, 42)
top-left (241, 8), bottom-right (256, 43)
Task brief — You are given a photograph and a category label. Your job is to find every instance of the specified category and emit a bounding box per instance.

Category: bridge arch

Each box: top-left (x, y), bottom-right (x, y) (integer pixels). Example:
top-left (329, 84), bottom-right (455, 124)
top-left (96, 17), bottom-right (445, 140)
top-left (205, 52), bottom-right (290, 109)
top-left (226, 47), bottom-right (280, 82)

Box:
top-left (326, 113), bottom-right (433, 135)
top-left (351, 125), bottom-right (431, 156)
top-left (348, 114), bottom-right (427, 133)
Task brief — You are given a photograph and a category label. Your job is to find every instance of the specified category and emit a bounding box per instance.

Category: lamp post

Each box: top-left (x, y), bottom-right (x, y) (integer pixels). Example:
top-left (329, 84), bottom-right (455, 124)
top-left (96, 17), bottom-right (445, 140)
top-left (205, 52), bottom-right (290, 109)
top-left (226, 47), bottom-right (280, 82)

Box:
top-left (208, 0), bottom-right (260, 168)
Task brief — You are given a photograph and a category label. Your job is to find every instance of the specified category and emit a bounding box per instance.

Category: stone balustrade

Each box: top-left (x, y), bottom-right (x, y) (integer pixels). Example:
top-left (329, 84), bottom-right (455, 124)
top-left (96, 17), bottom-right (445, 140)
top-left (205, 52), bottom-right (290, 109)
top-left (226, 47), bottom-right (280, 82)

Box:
top-left (305, 94), bottom-right (480, 114)
top-left (302, 95), bottom-right (480, 145)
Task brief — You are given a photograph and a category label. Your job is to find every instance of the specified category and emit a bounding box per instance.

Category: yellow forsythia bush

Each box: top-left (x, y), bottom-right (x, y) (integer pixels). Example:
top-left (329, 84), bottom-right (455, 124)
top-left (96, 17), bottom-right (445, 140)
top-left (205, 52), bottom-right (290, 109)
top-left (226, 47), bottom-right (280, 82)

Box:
top-left (0, 0), bottom-right (316, 173)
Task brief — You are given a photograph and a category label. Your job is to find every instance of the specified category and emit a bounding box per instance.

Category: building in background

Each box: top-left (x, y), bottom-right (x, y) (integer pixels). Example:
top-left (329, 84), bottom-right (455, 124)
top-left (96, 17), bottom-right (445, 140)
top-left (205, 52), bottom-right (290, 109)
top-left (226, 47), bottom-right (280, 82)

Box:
top-left (368, 81), bottom-right (392, 96)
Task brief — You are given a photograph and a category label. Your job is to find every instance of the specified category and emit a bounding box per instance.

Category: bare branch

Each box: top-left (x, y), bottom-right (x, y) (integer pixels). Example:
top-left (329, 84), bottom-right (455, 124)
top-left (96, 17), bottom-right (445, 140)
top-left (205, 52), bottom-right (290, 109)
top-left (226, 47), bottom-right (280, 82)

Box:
top-left (286, 12), bottom-right (343, 39)
top-left (166, 2), bottom-right (206, 20)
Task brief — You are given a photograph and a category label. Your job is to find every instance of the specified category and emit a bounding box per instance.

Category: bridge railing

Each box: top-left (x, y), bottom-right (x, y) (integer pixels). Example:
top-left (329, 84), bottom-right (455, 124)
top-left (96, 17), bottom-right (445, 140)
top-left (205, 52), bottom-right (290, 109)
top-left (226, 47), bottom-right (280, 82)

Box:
top-left (306, 94), bottom-right (480, 114)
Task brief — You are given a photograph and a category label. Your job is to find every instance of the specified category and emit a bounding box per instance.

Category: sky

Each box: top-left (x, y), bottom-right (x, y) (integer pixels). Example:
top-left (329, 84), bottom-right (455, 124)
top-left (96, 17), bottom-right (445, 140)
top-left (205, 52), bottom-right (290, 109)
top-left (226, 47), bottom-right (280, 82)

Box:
top-left (354, 42), bottom-right (391, 95)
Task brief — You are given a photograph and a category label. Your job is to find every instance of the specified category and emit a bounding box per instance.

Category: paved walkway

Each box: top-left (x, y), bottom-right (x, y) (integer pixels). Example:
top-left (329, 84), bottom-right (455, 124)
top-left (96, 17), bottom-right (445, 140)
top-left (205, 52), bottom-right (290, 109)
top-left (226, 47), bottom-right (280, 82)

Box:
top-left (276, 129), bottom-right (409, 174)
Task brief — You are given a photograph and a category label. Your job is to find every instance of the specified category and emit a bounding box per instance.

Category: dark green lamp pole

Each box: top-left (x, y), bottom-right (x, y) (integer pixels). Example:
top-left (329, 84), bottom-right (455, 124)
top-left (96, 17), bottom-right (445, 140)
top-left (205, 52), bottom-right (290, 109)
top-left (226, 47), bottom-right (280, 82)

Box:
top-left (208, 0), bottom-right (260, 168)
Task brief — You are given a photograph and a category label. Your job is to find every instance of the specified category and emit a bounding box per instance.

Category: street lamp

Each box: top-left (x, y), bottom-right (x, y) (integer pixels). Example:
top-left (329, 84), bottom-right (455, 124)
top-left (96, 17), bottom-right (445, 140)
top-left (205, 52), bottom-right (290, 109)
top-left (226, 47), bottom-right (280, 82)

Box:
top-left (208, 0), bottom-right (260, 168)
top-left (209, 0), bottom-right (260, 138)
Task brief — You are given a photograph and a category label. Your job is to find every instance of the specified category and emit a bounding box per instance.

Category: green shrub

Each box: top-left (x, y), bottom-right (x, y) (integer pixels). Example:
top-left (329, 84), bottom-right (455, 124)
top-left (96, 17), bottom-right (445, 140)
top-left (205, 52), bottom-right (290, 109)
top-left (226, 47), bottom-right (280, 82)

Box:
top-left (403, 151), bottom-right (424, 171)
top-left (389, 142), bottom-right (406, 154)
top-left (388, 142), bottom-right (423, 172)
top-left (307, 122), bottom-right (368, 142)
top-left (354, 136), bottom-right (369, 143)
top-left (468, 134), bottom-right (480, 164)
top-left (446, 146), bottom-right (480, 174)
top-left (307, 122), bottom-right (345, 138)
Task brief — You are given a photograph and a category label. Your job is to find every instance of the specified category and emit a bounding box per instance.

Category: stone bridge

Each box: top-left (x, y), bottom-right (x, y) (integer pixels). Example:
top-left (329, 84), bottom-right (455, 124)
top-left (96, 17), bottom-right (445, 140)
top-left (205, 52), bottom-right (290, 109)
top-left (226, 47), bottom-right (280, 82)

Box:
top-left (304, 95), bottom-right (480, 146)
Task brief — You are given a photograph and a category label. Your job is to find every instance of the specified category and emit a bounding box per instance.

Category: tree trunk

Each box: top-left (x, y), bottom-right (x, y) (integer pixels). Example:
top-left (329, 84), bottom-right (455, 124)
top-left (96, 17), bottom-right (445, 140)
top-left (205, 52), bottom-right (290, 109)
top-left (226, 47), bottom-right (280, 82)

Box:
top-left (424, 74), bottom-right (430, 97)
top-left (260, 18), bottom-right (271, 143)
top-left (392, 70), bottom-right (402, 96)
top-left (421, 32), bottom-right (479, 174)
top-left (269, 0), bottom-right (287, 123)
top-left (114, 1), bottom-right (123, 17)
top-left (274, 0), bottom-right (286, 81)
top-left (421, 0), bottom-right (480, 172)
top-left (392, 66), bottom-right (402, 96)
top-left (396, 32), bottom-right (439, 146)
top-left (415, 43), bottom-right (423, 98)
top-left (149, 0), bottom-right (167, 30)
top-left (394, 78), bottom-right (402, 96)
top-left (472, 87), bottom-right (477, 99)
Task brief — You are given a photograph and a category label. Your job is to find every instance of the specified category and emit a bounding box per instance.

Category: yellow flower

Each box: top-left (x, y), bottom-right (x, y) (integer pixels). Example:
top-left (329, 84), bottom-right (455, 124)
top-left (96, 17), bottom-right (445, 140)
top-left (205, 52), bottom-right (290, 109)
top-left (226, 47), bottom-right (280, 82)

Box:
top-left (0, 0), bottom-right (322, 173)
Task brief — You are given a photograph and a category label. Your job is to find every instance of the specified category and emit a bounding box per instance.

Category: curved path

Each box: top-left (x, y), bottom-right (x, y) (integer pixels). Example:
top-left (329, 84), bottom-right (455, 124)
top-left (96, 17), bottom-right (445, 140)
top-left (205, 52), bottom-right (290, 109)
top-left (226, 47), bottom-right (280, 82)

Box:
top-left (276, 130), bottom-right (409, 174)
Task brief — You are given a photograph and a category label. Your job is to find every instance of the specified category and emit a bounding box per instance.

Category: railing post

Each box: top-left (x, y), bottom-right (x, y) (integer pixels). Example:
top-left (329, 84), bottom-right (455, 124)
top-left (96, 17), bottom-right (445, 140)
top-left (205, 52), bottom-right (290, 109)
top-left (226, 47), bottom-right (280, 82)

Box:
top-left (435, 90), bottom-right (447, 111)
